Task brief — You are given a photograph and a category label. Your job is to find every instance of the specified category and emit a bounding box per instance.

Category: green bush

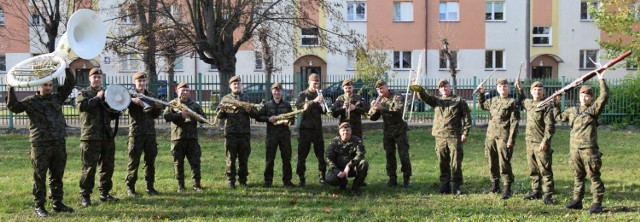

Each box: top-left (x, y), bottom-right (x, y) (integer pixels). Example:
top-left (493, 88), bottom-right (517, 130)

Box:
top-left (606, 71), bottom-right (640, 126)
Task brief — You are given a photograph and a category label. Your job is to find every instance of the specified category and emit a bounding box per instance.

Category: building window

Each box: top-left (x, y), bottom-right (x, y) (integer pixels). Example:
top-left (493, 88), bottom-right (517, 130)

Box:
top-left (486, 1), bottom-right (504, 21)
top-left (346, 50), bottom-right (356, 70)
top-left (439, 50), bottom-right (458, 70)
top-left (347, 2), bottom-right (366, 21)
top-left (532, 26), bottom-right (552, 46)
top-left (485, 50), bottom-right (504, 69)
top-left (393, 2), bottom-right (413, 22)
top-left (31, 13), bottom-right (40, 26)
top-left (255, 53), bottom-right (264, 70)
top-left (121, 6), bottom-right (137, 24)
top-left (579, 50), bottom-right (599, 69)
top-left (0, 54), bottom-right (6, 71)
top-left (0, 7), bottom-right (5, 25)
top-left (393, 51), bottom-right (412, 70)
top-left (580, 1), bottom-right (599, 21)
top-left (209, 64), bottom-right (218, 71)
top-left (174, 56), bottom-right (184, 71)
top-left (439, 2), bottom-right (459, 21)
top-left (119, 54), bottom-right (140, 71)
top-left (300, 27), bottom-right (319, 46)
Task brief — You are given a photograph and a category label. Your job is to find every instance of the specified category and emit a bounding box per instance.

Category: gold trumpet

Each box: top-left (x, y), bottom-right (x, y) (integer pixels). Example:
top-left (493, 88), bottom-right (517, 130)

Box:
top-left (363, 96), bottom-right (383, 119)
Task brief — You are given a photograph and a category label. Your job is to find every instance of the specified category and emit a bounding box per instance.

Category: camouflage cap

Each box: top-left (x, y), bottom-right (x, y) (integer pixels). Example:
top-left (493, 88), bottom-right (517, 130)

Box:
top-left (89, 68), bottom-right (103, 76)
top-left (531, 81), bottom-right (544, 88)
top-left (339, 122), bottom-right (351, 129)
top-left (308, 73), bottom-right (320, 82)
top-left (374, 80), bottom-right (387, 88)
top-left (342, 79), bottom-right (353, 86)
top-left (579, 85), bottom-right (593, 95)
top-left (176, 82), bottom-right (189, 90)
top-left (437, 79), bottom-right (450, 88)
top-left (133, 71), bottom-right (147, 80)
top-left (271, 82), bottom-right (282, 90)
top-left (229, 76), bottom-right (241, 85)
top-left (496, 78), bottom-right (509, 86)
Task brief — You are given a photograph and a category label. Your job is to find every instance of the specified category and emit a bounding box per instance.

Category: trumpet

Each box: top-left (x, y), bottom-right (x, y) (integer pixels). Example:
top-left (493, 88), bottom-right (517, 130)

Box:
top-left (363, 96), bottom-right (383, 119)
top-left (274, 104), bottom-right (308, 125)
top-left (169, 100), bottom-right (214, 125)
top-left (129, 91), bottom-right (159, 113)
top-left (317, 89), bottom-right (332, 115)
top-left (344, 94), bottom-right (352, 121)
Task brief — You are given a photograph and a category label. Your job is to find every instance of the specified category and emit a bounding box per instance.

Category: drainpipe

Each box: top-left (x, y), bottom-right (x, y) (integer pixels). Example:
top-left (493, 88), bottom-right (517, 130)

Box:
top-left (424, 0), bottom-right (428, 77)
top-left (525, 0), bottom-right (531, 78)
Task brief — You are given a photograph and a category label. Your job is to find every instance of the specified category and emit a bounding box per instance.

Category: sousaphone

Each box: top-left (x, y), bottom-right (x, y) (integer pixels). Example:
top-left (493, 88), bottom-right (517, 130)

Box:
top-left (5, 9), bottom-right (106, 87)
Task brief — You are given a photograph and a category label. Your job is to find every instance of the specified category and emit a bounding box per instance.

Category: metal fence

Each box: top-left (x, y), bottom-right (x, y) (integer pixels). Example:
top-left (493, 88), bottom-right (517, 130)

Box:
top-left (1, 74), bottom-right (637, 128)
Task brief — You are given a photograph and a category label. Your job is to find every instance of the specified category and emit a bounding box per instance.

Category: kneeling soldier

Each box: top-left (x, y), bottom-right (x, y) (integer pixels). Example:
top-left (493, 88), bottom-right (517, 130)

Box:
top-left (325, 122), bottom-right (368, 196)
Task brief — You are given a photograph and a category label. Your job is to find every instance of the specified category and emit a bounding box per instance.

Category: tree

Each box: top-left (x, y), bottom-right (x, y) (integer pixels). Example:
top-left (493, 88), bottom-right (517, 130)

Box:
top-left (591, 0), bottom-right (640, 65)
top-left (442, 38), bottom-right (458, 94)
top-left (352, 39), bottom-right (391, 91)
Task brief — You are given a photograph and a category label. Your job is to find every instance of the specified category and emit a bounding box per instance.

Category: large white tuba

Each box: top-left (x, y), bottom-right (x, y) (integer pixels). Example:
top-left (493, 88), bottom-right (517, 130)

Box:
top-left (6, 9), bottom-right (106, 88)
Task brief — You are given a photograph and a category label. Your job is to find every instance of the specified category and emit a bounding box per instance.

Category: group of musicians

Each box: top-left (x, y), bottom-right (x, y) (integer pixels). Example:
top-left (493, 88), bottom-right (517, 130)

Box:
top-left (6, 67), bottom-right (610, 217)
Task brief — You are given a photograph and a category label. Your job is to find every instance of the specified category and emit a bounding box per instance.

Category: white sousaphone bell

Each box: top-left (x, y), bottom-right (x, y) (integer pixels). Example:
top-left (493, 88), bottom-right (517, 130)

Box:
top-left (6, 9), bottom-right (106, 88)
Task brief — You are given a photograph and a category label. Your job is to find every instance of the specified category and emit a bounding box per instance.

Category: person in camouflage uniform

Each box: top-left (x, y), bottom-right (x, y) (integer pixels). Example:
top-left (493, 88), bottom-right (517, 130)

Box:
top-left (6, 69), bottom-right (76, 217)
top-left (295, 73), bottom-right (327, 186)
top-left (369, 80), bottom-right (412, 188)
top-left (164, 82), bottom-right (207, 192)
top-left (325, 122), bottom-right (368, 196)
top-left (330, 79), bottom-right (370, 139)
top-left (216, 76), bottom-right (259, 189)
top-left (477, 78), bottom-right (521, 199)
top-left (410, 79), bottom-right (471, 194)
top-left (517, 81), bottom-right (556, 205)
top-left (125, 72), bottom-right (163, 197)
top-left (255, 82), bottom-right (296, 188)
top-left (555, 71), bottom-right (609, 214)
top-left (76, 68), bottom-right (121, 207)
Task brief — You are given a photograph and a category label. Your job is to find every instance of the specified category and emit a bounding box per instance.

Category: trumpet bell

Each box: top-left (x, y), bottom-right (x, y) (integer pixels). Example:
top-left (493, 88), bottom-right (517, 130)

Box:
top-left (5, 54), bottom-right (67, 88)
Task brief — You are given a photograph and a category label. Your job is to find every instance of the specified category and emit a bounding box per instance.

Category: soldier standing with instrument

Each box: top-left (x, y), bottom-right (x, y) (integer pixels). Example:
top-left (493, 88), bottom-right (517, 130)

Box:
top-left (77, 68), bottom-right (121, 207)
top-left (330, 79), bottom-right (369, 139)
top-left (295, 73), bottom-right (328, 186)
top-left (125, 72), bottom-right (163, 197)
top-left (164, 82), bottom-right (206, 192)
top-left (369, 80), bottom-right (412, 188)
top-left (216, 76), bottom-right (259, 189)
top-left (255, 82), bottom-right (296, 188)
top-left (6, 69), bottom-right (76, 217)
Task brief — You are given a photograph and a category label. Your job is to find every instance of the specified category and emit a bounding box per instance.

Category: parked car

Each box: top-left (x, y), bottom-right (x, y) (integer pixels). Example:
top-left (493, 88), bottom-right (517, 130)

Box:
top-left (321, 80), bottom-right (378, 106)
top-left (242, 83), bottom-right (292, 104)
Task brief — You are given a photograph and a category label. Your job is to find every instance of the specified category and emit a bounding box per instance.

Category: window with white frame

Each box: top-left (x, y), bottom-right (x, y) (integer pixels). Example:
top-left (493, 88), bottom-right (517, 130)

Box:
top-left (486, 1), bottom-right (504, 21)
top-left (346, 50), bottom-right (356, 70)
top-left (579, 50), bottom-right (598, 69)
top-left (439, 2), bottom-right (459, 21)
top-left (347, 2), bottom-right (366, 21)
top-left (580, 1), bottom-right (599, 21)
top-left (0, 54), bottom-right (6, 71)
top-left (532, 26), bottom-right (552, 46)
top-left (485, 50), bottom-right (504, 69)
top-left (439, 50), bottom-right (458, 70)
top-left (0, 7), bottom-right (5, 25)
top-left (393, 2), bottom-right (413, 22)
top-left (119, 54), bottom-right (140, 71)
top-left (393, 51), bottom-right (412, 70)
top-left (255, 53), bottom-right (264, 70)
top-left (301, 27), bottom-right (319, 46)
top-left (174, 56), bottom-right (184, 71)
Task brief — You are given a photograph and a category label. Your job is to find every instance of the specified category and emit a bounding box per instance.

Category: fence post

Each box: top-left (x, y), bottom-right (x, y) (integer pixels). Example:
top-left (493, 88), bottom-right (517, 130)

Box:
top-left (197, 72), bottom-right (203, 107)
top-left (561, 76), bottom-right (566, 110)
top-left (472, 76), bottom-right (477, 127)
top-left (8, 110), bottom-right (13, 129)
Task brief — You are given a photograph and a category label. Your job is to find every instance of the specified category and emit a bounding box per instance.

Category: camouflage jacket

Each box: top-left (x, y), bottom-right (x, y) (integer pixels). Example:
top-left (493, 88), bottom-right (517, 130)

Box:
top-left (417, 91), bottom-right (471, 138)
top-left (295, 89), bottom-right (326, 130)
top-left (128, 89), bottom-right (162, 137)
top-left (216, 93), bottom-right (258, 135)
top-left (7, 70), bottom-right (76, 142)
top-left (479, 92), bottom-right (520, 146)
top-left (325, 136), bottom-right (366, 170)
top-left (77, 85), bottom-right (121, 141)
top-left (255, 99), bottom-right (293, 136)
top-left (330, 94), bottom-right (369, 131)
top-left (555, 80), bottom-right (609, 149)
top-left (522, 97), bottom-right (555, 145)
top-left (164, 98), bottom-right (205, 141)
top-left (369, 90), bottom-right (408, 137)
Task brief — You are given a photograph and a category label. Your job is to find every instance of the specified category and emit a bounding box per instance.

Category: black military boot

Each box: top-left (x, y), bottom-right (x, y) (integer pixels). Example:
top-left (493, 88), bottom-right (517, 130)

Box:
top-left (228, 182), bottom-right (236, 189)
top-left (386, 177), bottom-right (398, 187)
top-left (452, 184), bottom-right (463, 195)
top-left (99, 192), bottom-right (119, 202)
top-left (542, 194), bottom-right (554, 205)
top-left (438, 183), bottom-right (451, 194)
top-left (588, 203), bottom-right (603, 214)
top-left (177, 180), bottom-right (186, 192)
top-left (403, 177), bottom-right (411, 188)
top-left (146, 182), bottom-right (160, 196)
top-left (565, 199), bottom-right (583, 210)
top-left (319, 172), bottom-right (326, 184)
top-left (522, 191), bottom-right (542, 200)
top-left (283, 181), bottom-right (296, 188)
top-left (51, 201), bottom-right (74, 213)
top-left (500, 184), bottom-right (512, 199)
top-left (34, 205), bottom-right (49, 217)
top-left (80, 195), bottom-right (91, 207)
top-left (193, 179), bottom-right (203, 191)
top-left (127, 185), bottom-right (140, 198)
top-left (351, 187), bottom-right (361, 196)
top-left (483, 181), bottom-right (500, 194)
top-left (299, 177), bottom-right (306, 187)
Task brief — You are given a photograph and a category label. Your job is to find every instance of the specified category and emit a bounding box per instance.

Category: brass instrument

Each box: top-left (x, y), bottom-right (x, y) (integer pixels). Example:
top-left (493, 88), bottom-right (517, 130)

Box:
top-left (317, 89), bottom-right (332, 115)
top-left (344, 94), bottom-right (352, 121)
top-left (363, 96), bottom-right (383, 119)
top-left (473, 69), bottom-right (497, 95)
top-left (129, 91), bottom-right (156, 112)
top-left (220, 97), bottom-right (264, 111)
top-left (169, 100), bottom-right (215, 125)
top-left (274, 104), bottom-right (308, 125)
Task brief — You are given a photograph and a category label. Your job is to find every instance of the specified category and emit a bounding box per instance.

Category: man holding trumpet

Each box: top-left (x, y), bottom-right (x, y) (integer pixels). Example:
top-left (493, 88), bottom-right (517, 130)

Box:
top-left (295, 73), bottom-right (328, 186)
top-left (330, 79), bottom-right (369, 139)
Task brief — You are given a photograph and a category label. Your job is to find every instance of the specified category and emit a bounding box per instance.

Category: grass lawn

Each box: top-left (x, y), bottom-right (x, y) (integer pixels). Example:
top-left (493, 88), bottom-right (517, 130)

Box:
top-left (0, 128), bottom-right (639, 221)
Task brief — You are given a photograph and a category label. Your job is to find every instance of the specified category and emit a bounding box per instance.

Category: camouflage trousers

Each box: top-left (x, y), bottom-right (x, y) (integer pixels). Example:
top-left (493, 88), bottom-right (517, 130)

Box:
top-left (526, 142), bottom-right (555, 195)
top-left (125, 135), bottom-right (158, 187)
top-left (171, 139), bottom-right (202, 182)
top-left (264, 132), bottom-right (293, 184)
top-left (31, 139), bottom-right (67, 207)
top-left (435, 137), bottom-right (464, 189)
top-left (296, 129), bottom-right (326, 179)
top-left (325, 160), bottom-right (369, 189)
top-left (484, 137), bottom-right (514, 185)
top-left (225, 134), bottom-right (251, 184)
top-left (569, 147), bottom-right (605, 204)
top-left (79, 139), bottom-right (115, 196)
top-left (383, 132), bottom-right (412, 180)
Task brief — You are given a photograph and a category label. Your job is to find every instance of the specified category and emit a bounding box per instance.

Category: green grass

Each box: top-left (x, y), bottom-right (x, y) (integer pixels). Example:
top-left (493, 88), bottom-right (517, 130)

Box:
top-left (0, 128), bottom-right (639, 221)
